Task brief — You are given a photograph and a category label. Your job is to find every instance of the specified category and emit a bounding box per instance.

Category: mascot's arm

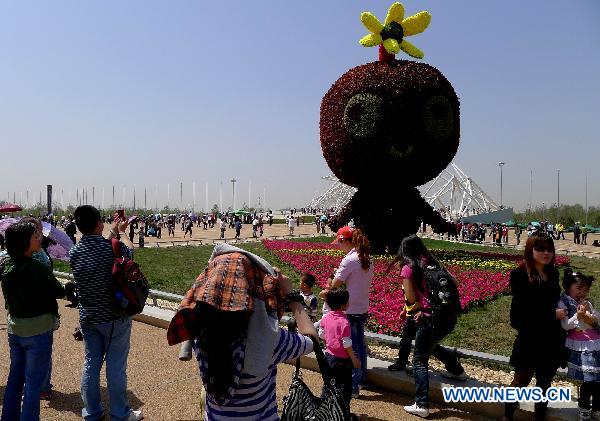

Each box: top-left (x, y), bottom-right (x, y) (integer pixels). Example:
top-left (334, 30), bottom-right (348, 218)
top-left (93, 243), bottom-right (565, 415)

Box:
top-left (419, 196), bottom-right (450, 234)
top-left (328, 202), bottom-right (353, 232)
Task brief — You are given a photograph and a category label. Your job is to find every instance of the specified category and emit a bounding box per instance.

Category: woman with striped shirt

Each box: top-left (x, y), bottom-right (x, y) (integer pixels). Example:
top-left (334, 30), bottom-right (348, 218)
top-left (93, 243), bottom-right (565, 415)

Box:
top-left (172, 249), bottom-right (317, 421)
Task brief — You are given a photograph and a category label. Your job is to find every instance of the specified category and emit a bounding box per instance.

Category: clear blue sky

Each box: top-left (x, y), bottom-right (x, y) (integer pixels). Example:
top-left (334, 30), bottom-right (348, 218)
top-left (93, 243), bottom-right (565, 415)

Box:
top-left (1, 1), bottom-right (599, 211)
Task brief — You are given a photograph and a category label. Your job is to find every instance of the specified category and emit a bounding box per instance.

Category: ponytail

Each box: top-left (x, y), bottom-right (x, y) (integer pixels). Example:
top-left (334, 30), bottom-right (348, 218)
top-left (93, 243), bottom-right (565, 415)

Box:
top-left (351, 228), bottom-right (371, 271)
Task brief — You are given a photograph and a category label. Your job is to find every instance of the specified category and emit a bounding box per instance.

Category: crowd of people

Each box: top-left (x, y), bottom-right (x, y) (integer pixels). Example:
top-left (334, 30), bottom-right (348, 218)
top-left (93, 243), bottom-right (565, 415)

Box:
top-left (439, 219), bottom-right (600, 249)
top-left (2, 205), bottom-right (600, 420)
top-left (41, 210), bottom-right (326, 246)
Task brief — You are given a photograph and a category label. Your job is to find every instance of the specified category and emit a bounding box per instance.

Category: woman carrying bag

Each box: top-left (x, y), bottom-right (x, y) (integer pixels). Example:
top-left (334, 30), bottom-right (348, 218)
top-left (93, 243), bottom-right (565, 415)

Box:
top-left (167, 245), bottom-right (317, 420)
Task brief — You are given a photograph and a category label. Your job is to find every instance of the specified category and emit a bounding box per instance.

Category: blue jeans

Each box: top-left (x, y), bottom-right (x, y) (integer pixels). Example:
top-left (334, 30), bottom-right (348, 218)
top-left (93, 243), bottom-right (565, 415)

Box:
top-left (413, 315), bottom-right (462, 408)
top-left (41, 330), bottom-right (54, 394)
top-left (347, 313), bottom-right (368, 393)
top-left (2, 329), bottom-right (53, 421)
top-left (320, 353), bottom-right (353, 414)
top-left (80, 317), bottom-right (132, 421)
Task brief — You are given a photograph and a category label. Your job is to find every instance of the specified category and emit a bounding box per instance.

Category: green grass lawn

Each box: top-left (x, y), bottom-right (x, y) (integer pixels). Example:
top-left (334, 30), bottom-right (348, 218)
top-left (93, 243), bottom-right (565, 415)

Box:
top-left (54, 236), bottom-right (600, 356)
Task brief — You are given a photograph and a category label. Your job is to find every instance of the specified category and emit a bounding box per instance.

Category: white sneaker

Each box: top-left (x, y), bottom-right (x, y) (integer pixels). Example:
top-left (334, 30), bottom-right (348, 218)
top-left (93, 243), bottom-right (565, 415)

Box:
top-left (404, 403), bottom-right (429, 418)
top-left (580, 408), bottom-right (592, 421)
top-left (441, 370), bottom-right (468, 381)
top-left (127, 409), bottom-right (144, 421)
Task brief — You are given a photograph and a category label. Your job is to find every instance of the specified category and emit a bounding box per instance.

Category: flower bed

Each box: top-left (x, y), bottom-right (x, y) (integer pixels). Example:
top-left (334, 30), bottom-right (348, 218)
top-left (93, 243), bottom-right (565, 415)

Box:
top-left (263, 240), bottom-right (570, 336)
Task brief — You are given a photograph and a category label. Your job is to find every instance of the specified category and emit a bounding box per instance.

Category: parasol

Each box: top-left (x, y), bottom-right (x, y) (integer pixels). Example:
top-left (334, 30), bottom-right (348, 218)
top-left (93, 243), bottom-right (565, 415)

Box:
top-left (42, 222), bottom-right (74, 261)
top-left (0, 218), bottom-right (19, 235)
top-left (0, 203), bottom-right (22, 213)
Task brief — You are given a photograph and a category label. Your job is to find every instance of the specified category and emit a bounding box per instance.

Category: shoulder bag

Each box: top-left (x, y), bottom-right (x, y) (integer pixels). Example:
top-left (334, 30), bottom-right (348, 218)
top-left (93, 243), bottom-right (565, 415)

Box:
top-left (281, 335), bottom-right (349, 421)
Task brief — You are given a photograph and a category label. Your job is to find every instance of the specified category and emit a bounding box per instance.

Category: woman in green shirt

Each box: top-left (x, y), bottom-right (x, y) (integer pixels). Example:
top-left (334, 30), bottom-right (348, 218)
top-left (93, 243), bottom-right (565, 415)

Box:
top-left (0, 219), bottom-right (65, 421)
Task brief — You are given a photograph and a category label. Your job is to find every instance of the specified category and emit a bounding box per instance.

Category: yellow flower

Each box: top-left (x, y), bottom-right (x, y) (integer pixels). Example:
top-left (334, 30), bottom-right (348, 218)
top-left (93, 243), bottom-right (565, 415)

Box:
top-left (359, 2), bottom-right (431, 59)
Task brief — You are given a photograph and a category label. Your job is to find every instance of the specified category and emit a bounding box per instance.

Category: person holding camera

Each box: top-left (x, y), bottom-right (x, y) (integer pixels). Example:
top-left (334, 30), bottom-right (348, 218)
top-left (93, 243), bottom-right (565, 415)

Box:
top-left (167, 246), bottom-right (317, 420)
top-left (70, 205), bottom-right (143, 421)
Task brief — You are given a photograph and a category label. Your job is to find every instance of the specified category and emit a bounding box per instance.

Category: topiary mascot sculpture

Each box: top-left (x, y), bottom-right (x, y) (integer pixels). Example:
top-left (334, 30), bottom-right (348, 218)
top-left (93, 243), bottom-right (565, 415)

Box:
top-left (320, 2), bottom-right (459, 254)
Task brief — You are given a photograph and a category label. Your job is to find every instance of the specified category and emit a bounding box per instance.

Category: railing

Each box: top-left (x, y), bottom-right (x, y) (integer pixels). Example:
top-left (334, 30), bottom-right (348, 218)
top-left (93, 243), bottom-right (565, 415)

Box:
top-left (418, 232), bottom-right (600, 259)
top-left (54, 269), bottom-right (519, 369)
top-left (54, 271), bottom-right (186, 307)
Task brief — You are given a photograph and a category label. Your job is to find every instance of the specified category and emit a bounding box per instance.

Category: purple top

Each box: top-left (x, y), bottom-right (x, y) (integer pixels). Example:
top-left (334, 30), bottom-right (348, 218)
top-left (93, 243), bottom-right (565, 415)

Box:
top-left (400, 264), bottom-right (431, 314)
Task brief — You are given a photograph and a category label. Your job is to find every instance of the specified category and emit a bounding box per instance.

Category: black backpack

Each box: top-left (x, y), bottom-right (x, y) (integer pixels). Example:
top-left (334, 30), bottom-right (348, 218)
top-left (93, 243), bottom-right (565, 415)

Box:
top-left (424, 263), bottom-right (462, 318)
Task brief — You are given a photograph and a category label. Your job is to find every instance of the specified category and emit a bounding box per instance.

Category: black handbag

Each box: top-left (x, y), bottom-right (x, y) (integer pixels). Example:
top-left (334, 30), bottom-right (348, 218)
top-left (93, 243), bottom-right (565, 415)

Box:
top-left (281, 335), bottom-right (350, 421)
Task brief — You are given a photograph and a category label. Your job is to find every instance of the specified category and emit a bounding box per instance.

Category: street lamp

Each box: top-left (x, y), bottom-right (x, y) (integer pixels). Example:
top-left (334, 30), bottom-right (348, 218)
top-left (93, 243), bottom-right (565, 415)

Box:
top-left (498, 162), bottom-right (505, 208)
top-left (230, 178), bottom-right (237, 210)
top-left (557, 169), bottom-right (560, 208)
top-left (542, 202), bottom-right (545, 221)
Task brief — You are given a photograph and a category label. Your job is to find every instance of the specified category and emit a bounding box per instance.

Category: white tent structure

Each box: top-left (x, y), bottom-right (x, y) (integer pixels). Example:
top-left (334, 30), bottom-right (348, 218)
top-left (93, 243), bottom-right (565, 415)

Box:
top-left (309, 163), bottom-right (500, 220)
top-left (421, 163), bottom-right (500, 220)
top-left (308, 175), bottom-right (357, 211)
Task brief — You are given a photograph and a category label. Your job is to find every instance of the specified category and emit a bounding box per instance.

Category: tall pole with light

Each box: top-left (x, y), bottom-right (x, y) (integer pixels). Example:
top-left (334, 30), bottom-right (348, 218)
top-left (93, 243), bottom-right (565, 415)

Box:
top-left (231, 178), bottom-right (236, 210)
top-left (529, 170), bottom-right (533, 212)
top-left (542, 202), bottom-right (545, 221)
top-left (557, 169), bottom-right (560, 208)
top-left (585, 170), bottom-right (588, 226)
top-left (498, 162), bottom-right (505, 208)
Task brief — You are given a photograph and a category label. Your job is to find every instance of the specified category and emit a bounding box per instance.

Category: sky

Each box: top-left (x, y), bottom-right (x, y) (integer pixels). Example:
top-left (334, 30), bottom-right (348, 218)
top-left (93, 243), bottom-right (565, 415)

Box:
top-left (1, 1), bottom-right (599, 212)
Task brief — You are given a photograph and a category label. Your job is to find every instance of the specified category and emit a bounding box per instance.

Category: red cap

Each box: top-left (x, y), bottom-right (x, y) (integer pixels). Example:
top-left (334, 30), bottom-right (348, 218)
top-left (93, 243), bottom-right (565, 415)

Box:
top-left (332, 226), bottom-right (354, 244)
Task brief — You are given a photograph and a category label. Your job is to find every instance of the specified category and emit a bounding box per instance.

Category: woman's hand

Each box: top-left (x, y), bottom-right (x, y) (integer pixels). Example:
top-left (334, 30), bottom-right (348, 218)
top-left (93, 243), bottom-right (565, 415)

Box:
top-left (556, 308), bottom-right (568, 320)
top-left (273, 267), bottom-right (291, 295)
top-left (399, 309), bottom-right (407, 323)
top-left (351, 356), bottom-right (361, 369)
top-left (413, 311), bottom-right (423, 322)
top-left (319, 289), bottom-right (329, 300)
top-left (113, 219), bottom-right (129, 234)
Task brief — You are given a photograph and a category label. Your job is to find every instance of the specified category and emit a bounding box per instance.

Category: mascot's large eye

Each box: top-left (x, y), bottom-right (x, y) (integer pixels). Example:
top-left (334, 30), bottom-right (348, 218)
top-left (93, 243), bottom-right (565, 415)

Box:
top-left (422, 95), bottom-right (454, 142)
top-left (343, 93), bottom-right (384, 140)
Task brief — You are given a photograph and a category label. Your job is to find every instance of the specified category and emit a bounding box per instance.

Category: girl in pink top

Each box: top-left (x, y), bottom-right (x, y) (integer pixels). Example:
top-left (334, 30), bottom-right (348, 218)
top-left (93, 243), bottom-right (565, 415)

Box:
top-left (387, 235), bottom-right (466, 418)
top-left (318, 288), bottom-right (360, 414)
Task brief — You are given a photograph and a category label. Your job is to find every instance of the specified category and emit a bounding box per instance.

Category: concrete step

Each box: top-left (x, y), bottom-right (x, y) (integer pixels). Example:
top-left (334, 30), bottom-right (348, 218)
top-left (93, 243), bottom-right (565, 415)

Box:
top-left (135, 305), bottom-right (578, 420)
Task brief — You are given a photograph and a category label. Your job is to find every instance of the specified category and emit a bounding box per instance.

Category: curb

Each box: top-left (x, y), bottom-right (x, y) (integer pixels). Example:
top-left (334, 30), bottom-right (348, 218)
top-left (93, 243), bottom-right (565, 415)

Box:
top-left (133, 306), bottom-right (578, 421)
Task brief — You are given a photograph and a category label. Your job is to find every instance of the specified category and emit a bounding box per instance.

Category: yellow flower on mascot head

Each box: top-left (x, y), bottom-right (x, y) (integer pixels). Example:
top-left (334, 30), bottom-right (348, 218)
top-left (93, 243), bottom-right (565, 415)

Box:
top-left (359, 2), bottom-right (431, 59)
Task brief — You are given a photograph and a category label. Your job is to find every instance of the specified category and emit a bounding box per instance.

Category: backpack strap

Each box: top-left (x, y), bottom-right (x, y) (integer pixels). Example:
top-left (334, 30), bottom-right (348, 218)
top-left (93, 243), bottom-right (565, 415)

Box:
top-left (111, 238), bottom-right (122, 259)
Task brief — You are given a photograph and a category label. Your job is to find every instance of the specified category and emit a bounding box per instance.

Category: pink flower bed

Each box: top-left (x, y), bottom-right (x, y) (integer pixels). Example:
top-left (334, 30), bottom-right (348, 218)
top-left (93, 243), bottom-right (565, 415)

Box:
top-left (263, 240), bottom-right (570, 336)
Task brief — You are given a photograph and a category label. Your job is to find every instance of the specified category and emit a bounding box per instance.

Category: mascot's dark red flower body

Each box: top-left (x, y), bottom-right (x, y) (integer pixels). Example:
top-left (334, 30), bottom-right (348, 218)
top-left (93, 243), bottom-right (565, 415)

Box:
top-left (320, 3), bottom-right (459, 253)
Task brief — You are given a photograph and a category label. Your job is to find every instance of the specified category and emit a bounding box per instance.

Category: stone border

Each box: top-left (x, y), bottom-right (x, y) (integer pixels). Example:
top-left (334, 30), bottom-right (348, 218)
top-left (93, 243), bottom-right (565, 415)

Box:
top-left (131, 304), bottom-right (577, 421)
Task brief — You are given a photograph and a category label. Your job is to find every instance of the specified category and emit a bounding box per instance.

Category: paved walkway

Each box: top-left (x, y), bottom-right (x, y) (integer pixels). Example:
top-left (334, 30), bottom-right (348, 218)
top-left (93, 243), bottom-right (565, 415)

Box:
top-left (0, 296), bottom-right (489, 420)
top-left (86, 221), bottom-right (331, 248)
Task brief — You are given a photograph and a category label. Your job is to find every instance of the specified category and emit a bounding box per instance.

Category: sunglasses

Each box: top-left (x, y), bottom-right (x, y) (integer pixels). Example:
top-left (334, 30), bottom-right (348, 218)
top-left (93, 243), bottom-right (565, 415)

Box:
top-left (533, 247), bottom-right (554, 253)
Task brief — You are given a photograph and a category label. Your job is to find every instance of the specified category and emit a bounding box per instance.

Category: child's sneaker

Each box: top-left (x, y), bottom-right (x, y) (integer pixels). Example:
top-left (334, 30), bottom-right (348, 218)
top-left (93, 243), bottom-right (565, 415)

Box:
top-left (404, 403), bottom-right (429, 418)
top-left (580, 408), bottom-right (592, 421)
top-left (127, 409), bottom-right (144, 421)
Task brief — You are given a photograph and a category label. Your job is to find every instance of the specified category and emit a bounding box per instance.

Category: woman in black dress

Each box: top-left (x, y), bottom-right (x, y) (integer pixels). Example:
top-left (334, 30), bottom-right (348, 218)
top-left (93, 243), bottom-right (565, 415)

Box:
top-left (503, 233), bottom-right (567, 420)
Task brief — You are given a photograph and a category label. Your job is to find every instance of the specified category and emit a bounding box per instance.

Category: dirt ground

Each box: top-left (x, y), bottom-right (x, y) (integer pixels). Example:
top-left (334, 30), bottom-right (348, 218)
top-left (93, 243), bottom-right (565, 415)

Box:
top-left (0, 295), bottom-right (489, 420)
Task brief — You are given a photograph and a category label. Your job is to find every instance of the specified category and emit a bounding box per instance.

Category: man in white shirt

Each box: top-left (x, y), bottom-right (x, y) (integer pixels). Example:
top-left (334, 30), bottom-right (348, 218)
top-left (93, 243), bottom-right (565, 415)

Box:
top-left (219, 218), bottom-right (226, 239)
